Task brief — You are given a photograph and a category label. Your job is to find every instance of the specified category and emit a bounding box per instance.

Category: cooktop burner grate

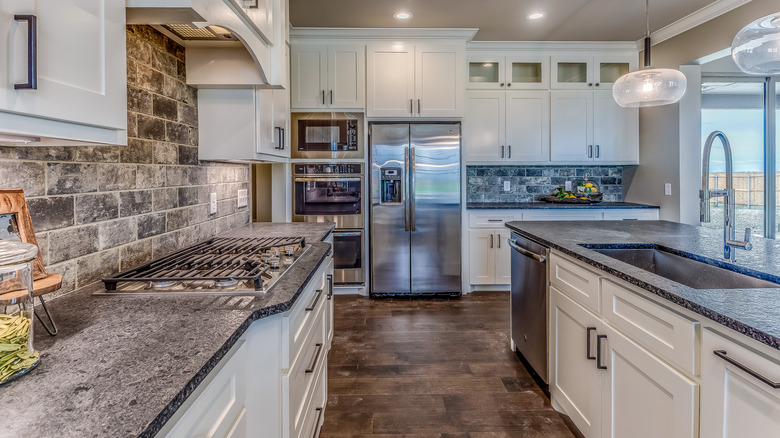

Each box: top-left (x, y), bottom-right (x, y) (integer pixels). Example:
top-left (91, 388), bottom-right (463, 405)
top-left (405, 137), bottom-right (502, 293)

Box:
top-left (102, 236), bottom-right (306, 292)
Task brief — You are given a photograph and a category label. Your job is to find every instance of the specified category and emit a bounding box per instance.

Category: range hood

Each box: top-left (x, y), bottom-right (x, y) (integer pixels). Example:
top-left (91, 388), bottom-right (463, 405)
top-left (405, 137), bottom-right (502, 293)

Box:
top-left (126, 0), bottom-right (285, 87)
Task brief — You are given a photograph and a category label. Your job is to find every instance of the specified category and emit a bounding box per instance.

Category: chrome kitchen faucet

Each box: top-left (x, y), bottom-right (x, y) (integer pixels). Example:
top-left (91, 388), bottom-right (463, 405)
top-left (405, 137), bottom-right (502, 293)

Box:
top-left (700, 131), bottom-right (752, 262)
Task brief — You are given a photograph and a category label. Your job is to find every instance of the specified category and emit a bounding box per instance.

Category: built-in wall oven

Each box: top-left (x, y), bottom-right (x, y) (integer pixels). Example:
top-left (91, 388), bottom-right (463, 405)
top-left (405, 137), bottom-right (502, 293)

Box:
top-left (293, 163), bottom-right (365, 285)
top-left (291, 112), bottom-right (364, 159)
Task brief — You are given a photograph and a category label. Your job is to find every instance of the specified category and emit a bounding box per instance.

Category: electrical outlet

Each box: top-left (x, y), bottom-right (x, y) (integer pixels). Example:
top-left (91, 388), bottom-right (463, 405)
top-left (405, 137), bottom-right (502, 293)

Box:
top-left (503, 181), bottom-right (511, 192)
top-left (209, 192), bottom-right (217, 215)
top-left (664, 183), bottom-right (672, 196)
top-left (237, 189), bottom-right (248, 208)
top-left (565, 181), bottom-right (572, 191)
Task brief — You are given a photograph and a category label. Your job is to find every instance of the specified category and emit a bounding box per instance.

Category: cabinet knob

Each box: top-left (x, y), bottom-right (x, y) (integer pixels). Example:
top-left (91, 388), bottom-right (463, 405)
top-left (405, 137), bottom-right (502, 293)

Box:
top-left (507, 83), bottom-right (512, 87)
top-left (595, 83), bottom-right (600, 87)
top-left (499, 83), bottom-right (505, 87)
top-left (588, 83), bottom-right (593, 87)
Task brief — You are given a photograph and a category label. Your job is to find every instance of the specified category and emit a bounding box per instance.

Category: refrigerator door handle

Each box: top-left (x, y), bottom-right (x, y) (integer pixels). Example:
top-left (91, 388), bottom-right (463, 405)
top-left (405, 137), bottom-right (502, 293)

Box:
top-left (404, 146), bottom-right (410, 232)
top-left (410, 146), bottom-right (416, 232)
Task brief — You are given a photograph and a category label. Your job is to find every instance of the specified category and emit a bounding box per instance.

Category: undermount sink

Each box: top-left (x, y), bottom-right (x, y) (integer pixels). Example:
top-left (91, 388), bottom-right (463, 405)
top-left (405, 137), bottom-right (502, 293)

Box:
top-left (579, 244), bottom-right (780, 290)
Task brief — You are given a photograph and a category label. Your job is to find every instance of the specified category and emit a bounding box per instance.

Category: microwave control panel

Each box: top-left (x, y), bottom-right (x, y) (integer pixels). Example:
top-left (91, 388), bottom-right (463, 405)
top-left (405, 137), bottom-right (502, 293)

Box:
top-left (294, 163), bottom-right (363, 175)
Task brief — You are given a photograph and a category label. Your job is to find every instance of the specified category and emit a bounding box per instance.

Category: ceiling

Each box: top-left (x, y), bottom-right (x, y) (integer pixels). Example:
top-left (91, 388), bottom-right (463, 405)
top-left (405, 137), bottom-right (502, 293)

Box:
top-left (289, 0), bottom-right (721, 41)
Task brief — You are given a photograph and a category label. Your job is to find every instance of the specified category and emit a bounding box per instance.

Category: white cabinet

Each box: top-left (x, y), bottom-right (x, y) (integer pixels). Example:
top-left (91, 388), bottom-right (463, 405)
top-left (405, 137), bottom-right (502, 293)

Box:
top-left (602, 209), bottom-right (659, 221)
top-left (550, 90), bottom-right (638, 164)
top-left (468, 229), bottom-right (512, 285)
top-left (523, 209), bottom-right (602, 222)
top-left (467, 53), bottom-right (549, 90)
top-left (464, 90), bottom-right (549, 162)
top-left (198, 88), bottom-right (290, 161)
top-left (0, 0), bottom-right (127, 145)
top-left (551, 54), bottom-right (636, 90)
top-left (290, 44), bottom-right (365, 109)
top-left (700, 329), bottom-right (780, 438)
top-left (367, 42), bottom-right (465, 117)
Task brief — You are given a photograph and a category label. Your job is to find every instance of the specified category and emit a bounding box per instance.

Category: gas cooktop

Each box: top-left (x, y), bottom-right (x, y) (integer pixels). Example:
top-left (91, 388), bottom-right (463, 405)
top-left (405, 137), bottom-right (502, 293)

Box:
top-left (97, 236), bottom-right (308, 296)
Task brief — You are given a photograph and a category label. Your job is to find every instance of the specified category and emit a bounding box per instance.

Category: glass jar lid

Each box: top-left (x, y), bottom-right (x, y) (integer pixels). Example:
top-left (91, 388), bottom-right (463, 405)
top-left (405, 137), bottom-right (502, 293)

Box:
top-left (0, 241), bottom-right (38, 267)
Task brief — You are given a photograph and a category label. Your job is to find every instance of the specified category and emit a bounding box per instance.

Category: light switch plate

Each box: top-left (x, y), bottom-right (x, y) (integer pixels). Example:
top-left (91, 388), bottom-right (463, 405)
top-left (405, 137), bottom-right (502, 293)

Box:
top-left (503, 181), bottom-right (511, 191)
top-left (237, 189), bottom-right (248, 208)
top-left (565, 181), bottom-right (572, 191)
top-left (664, 183), bottom-right (672, 196)
top-left (209, 192), bottom-right (217, 215)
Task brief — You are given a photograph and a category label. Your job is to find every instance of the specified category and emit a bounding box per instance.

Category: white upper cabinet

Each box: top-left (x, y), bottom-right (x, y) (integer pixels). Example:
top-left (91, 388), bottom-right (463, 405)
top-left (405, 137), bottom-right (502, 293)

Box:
top-left (291, 43), bottom-right (365, 109)
top-left (467, 52), bottom-right (549, 90)
top-left (464, 92), bottom-right (505, 161)
top-left (0, 0), bottom-right (127, 145)
top-left (367, 42), bottom-right (464, 117)
top-left (551, 54), bottom-right (636, 90)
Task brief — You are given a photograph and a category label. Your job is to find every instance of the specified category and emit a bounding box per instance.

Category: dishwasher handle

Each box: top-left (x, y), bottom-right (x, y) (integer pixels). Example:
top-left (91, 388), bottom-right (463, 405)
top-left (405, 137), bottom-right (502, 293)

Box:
top-left (508, 239), bottom-right (547, 263)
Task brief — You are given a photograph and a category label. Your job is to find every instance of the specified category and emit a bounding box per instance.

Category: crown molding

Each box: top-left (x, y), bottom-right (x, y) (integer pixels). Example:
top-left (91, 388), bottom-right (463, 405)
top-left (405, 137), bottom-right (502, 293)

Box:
top-left (467, 41), bottom-right (638, 52)
top-left (290, 27), bottom-right (479, 41)
top-left (637, 0), bottom-right (752, 48)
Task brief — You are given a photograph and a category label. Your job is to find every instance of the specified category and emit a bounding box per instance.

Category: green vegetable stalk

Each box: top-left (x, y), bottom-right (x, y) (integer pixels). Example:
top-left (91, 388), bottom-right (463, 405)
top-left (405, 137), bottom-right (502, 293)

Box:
top-left (0, 313), bottom-right (39, 384)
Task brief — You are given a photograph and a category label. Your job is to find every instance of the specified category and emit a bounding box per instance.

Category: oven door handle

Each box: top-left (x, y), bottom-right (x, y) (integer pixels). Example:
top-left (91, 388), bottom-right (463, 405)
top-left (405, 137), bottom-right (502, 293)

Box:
top-left (294, 177), bottom-right (362, 182)
top-left (333, 232), bottom-right (361, 237)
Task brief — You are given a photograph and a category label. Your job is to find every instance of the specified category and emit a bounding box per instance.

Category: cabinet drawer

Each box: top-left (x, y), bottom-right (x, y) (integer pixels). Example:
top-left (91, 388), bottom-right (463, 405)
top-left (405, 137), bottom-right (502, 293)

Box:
top-left (602, 280), bottom-right (699, 375)
top-left (603, 209), bottom-right (659, 221)
top-left (284, 303), bottom-right (326, 438)
top-left (469, 212), bottom-right (518, 228)
top-left (550, 253), bottom-right (601, 313)
top-left (283, 264), bottom-right (327, 368)
top-left (297, 356), bottom-right (327, 438)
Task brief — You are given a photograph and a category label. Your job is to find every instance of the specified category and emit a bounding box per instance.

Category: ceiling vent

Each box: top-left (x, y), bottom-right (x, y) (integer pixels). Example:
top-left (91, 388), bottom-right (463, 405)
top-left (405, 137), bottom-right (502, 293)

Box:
top-left (161, 24), bottom-right (239, 41)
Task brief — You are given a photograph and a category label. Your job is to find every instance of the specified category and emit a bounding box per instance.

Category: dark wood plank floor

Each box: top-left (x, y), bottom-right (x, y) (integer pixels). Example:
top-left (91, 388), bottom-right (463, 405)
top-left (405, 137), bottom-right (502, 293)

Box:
top-left (320, 291), bottom-right (577, 438)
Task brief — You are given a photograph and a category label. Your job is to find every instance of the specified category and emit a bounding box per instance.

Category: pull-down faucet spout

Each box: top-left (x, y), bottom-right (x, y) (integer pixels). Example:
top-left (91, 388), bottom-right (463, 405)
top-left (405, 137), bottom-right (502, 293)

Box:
top-left (700, 131), bottom-right (752, 262)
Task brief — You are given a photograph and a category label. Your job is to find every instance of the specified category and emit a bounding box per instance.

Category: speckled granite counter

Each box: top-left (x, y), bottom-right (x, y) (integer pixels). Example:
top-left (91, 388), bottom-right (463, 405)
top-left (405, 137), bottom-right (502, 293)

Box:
top-left (468, 201), bottom-right (659, 209)
top-left (505, 220), bottom-right (780, 351)
top-left (0, 222), bottom-right (334, 438)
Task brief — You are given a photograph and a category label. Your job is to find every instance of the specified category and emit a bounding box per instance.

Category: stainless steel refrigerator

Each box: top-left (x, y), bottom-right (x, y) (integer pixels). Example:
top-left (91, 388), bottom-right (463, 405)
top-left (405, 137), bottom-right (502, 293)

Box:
top-left (369, 123), bottom-right (462, 296)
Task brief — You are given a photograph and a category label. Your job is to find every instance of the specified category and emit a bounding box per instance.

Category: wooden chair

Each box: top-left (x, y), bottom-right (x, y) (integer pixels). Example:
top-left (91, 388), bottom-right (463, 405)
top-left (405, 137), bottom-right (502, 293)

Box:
top-left (0, 189), bottom-right (62, 335)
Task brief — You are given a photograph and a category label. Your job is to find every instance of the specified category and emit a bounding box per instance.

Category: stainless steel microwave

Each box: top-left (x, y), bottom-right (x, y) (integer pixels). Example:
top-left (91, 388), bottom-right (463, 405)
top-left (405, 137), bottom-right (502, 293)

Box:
top-left (290, 112), bottom-right (364, 159)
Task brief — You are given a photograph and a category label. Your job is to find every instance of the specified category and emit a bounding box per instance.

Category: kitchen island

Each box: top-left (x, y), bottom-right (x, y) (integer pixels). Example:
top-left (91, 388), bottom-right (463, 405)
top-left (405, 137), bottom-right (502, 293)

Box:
top-left (0, 222), bottom-right (334, 438)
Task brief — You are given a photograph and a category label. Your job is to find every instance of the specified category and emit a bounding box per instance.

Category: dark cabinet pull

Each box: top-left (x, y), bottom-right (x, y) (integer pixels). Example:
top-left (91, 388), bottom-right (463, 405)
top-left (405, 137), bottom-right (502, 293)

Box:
top-left (501, 145), bottom-right (505, 158)
top-left (275, 127), bottom-right (282, 149)
top-left (305, 289), bottom-right (323, 311)
top-left (596, 335), bottom-right (607, 370)
top-left (714, 350), bottom-right (780, 389)
top-left (508, 145), bottom-right (511, 159)
top-left (410, 99), bottom-right (413, 114)
top-left (497, 233), bottom-right (501, 248)
top-left (490, 234), bottom-right (494, 248)
top-left (329, 90), bottom-right (333, 105)
top-left (588, 145), bottom-right (593, 158)
top-left (586, 327), bottom-right (597, 360)
top-left (326, 274), bottom-right (333, 300)
top-left (321, 90), bottom-right (325, 105)
top-left (13, 15), bottom-right (37, 90)
top-left (417, 99), bottom-right (421, 114)
top-left (310, 407), bottom-right (323, 438)
top-left (281, 128), bottom-right (285, 150)
top-left (305, 343), bottom-right (323, 373)
top-left (595, 145), bottom-right (600, 158)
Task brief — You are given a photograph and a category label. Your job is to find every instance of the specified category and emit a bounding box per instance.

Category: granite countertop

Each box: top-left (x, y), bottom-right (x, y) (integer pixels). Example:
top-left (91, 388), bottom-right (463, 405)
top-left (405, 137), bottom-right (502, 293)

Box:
top-left (505, 220), bottom-right (780, 351)
top-left (0, 222), bottom-right (335, 438)
top-left (467, 201), bottom-right (659, 210)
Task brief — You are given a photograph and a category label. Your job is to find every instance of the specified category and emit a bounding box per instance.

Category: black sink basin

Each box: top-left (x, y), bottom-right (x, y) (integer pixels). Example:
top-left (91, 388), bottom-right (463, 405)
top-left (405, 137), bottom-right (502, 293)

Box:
top-left (579, 244), bottom-right (780, 290)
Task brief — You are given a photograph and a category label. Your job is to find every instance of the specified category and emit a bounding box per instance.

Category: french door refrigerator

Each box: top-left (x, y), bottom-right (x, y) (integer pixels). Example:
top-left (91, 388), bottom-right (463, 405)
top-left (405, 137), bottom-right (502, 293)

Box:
top-left (369, 123), bottom-right (462, 296)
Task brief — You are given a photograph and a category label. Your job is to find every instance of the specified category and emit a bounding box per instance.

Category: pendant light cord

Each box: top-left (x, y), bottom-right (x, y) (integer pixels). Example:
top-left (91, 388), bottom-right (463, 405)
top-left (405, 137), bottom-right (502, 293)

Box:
top-left (644, 0), bottom-right (652, 68)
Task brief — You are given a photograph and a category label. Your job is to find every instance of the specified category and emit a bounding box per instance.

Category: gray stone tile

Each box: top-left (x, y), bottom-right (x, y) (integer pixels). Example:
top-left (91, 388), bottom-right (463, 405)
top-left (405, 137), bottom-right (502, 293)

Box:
top-left (128, 87), bottom-right (153, 115)
top-left (46, 163), bottom-right (98, 195)
top-left (151, 231), bottom-right (178, 258)
top-left (27, 196), bottom-right (74, 232)
top-left (166, 121), bottom-right (189, 144)
top-left (178, 145), bottom-right (198, 165)
top-left (126, 58), bottom-right (138, 86)
top-left (120, 239), bottom-right (153, 270)
top-left (120, 190), bottom-right (153, 217)
top-left (15, 147), bottom-right (74, 162)
top-left (75, 193), bottom-right (120, 224)
top-left (127, 112), bottom-right (138, 138)
top-left (49, 225), bottom-right (99, 264)
top-left (153, 95), bottom-right (178, 121)
top-left (152, 187), bottom-right (178, 211)
top-left (99, 217), bottom-right (137, 250)
top-left (166, 208), bottom-right (189, 231)
top-left (137, 67), bottom-right (164, 94)
top-left (137, 115), bottom-right (166, 141)
top-left (138, 212), bottom-right (166, 239)
top-left (0, 160), bottom-right (46, 196)
top-left (164, 75), bottom-right (188, 102)
top-left (151, 48), bottom-right (176, 76)
top-left (164, 166), bottom-right (188, 187)
top-left (153, 142), bottom-right (178, 164)
top-left (178, 103), bottom-right (196, 125)
top-left (45, 260), bottom-right (76, 295)
top-left (136, 165), bottom-right (166, 189)
top-left (187, 126), bottom-right (198, 147)
top-left (189, 204), bottom-right (209, 225)
top-left (188, 167), bottom-right (207, 185)
top-left (74, 146), bottom-right (120, 163)
top-left (178, 186), bottom-right (199, 207)
top-left (121, 138), bottom-right (154, 164)
top-left (35, 232), bottom-right (49, 266)
top-left (98, 164), bottom-right (137, 191)
top-left (76, 248), bottom-right (120, 288)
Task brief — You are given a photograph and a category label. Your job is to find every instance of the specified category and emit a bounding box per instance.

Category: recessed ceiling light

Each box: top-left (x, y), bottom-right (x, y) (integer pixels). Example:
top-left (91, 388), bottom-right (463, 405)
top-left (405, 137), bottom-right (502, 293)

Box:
top-left (526, 12), bottom-right (544, 20)
top-left (394, 11), bottom-right (412, 20)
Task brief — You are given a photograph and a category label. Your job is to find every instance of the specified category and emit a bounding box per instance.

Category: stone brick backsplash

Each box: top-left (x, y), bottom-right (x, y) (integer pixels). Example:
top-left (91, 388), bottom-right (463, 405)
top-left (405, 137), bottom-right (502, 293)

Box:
top-left (0, 26), bottom-right (250, 298)
top-left (467, 166), bottom-right (623, 203)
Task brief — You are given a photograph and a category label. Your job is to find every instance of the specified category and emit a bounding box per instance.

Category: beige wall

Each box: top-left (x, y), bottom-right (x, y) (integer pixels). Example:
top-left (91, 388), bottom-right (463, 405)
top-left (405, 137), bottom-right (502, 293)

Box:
top-left (625, 0), bottom-right (779, 223)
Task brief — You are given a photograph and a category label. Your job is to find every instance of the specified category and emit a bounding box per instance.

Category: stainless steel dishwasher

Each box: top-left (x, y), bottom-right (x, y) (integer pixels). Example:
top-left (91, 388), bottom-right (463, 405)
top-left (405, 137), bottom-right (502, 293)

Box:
top-left (508, 232), bottom-right (549, 384)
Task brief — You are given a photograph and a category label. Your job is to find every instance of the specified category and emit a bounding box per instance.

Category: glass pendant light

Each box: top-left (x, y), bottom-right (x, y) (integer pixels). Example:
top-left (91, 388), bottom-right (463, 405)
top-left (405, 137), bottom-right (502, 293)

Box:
top-left (612, 0), bottom-right (687, 107)
top-left (731, 12), bottom-right (780, 75)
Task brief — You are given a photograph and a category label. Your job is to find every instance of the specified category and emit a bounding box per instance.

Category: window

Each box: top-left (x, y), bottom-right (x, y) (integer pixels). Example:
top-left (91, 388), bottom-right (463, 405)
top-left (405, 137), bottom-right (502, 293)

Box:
top-left (701, 76), bottom-right (778, 238)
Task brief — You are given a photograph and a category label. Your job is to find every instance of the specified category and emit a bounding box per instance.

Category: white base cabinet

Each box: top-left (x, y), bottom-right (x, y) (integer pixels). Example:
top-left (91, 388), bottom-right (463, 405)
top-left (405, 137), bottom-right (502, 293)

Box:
top-left (0, 0), bottom-right (127, 145)
top-left (468, 229), bottom-right (512, 285)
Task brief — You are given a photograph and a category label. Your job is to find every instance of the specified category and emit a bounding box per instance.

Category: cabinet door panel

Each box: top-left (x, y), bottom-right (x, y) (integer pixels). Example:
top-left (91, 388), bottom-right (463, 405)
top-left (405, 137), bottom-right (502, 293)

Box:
top-left (328, 45), bottom-right (365, 109)
top-left (256, 89), bottom-right (275, 155)
top-left (549, 287), bottom-right (602, 438)
top-left (415, 44), bottom-right (464, 117)
top-left (0, 0), bottom-right (125, 130)
top-left (593, 90), bottom-right (638, 163)
top-left (701, 329), bottom-right (780, 438)
top-left (197, 89), bottom-right (256, 161)
top-left (290, 45), bottom-right (327, 109)
top-left (464, 92), bottom-right (504, 161)
top-left (506, 91), bottom-right (550, 162)
top-left (366, 44), bottom-right (414, 117)
top-left (551, 55), bottom-right (592, 89)
top-left (602, 324), bottom-right (697, 438)
top-left (494, 230), bottom-right (512, 284)
top-left (550, 91), bottom-right (592, 162)
top-left (468, 230), bottom-right (495, 284)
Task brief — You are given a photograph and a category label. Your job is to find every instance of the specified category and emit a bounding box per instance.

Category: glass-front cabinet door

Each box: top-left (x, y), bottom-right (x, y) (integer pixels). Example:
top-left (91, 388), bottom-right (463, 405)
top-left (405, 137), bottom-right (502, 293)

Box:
top-left (594, 55), bottom-right (635, 89)
top-left (467, 54), bottom-right (505, 89)
top-left (551, 54), bottom-right (636, 89)
top-left (505, 55), bottom-right (549, 89)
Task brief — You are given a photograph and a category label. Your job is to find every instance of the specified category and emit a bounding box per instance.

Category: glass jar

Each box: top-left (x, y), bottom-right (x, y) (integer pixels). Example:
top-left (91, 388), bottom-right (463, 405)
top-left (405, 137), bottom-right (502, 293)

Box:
top-left (0, 240), bottom-right (40, 385)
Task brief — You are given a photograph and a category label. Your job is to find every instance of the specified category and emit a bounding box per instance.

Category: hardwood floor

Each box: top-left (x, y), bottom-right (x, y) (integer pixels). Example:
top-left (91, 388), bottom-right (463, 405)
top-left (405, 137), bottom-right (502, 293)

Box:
top-left (320, 291), bottom-right (577, 438)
